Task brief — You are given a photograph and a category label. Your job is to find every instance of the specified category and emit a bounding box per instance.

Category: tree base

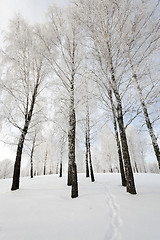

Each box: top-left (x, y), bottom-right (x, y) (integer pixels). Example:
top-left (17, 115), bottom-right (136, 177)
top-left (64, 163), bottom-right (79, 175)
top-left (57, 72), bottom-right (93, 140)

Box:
top-left (11, 186), bottom-right (19, 191)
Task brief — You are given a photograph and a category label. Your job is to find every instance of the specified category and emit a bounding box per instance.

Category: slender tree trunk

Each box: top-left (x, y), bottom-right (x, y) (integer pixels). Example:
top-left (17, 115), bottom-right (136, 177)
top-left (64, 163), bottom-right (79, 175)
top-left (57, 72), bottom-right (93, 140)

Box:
top-left (85, 122), bottom-right (90, 178)
top-left (59, 161), bottom-right (62, 178)
top-left (133, 74), bottom-right (160, 170)
top-left (11, 79), bottom-right (39, 191)
top-left (134, 161), bottom-right (139, 173)
top-left (30, 154), bottom-right (34, 178)
top-left (67, 116), bottom-right (72, 186)
top-left (115, 123), bottom-right (127, 186)
top-left (59, 146), bottom-right (63, 178)
top-left (116, 101), bottom-right (137, 194)
top-left (68, 107), bottom-right (78, 198)
top-left (67, 162), bottom-right (72, 186)
top-left (11, 131), bottom-right (26, 190)
top-left (59, 136), bottom-right (65, 178)
top-left (71, 162), bottom-right (78, 198)
top-left (30, 133), bottom-right (36, 178)
top-left (44, 151), bottom-right (47, 175)
top-left (88, 141), bottom-right (95, 182)
top-left (107, 43), bottom-right (136, 194)
top-left (86, 103), bottom-right (95, 182)
top-left (108, 90), bottom-right (126, 186)
top-left (70, 110), bottom-right (78, 197)
top-left (56, 162), bottom-right (59, 174)
top-left (43, 166), bottom-right (46, 175)
top-left (68, 80), bottom-right (78, 198)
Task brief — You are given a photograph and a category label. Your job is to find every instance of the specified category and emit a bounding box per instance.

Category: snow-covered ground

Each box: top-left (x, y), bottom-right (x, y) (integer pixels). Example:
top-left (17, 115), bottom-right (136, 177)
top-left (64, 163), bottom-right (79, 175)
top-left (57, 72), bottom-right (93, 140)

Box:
top-left (0, 173), bottom-right (160, 240)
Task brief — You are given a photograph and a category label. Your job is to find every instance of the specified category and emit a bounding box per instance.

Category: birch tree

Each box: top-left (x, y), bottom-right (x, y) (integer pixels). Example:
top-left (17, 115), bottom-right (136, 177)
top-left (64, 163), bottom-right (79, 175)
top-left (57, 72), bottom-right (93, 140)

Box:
top-left (74, 0), bottom-right (137, 194)
top-left (45, 6), bottom-right (85, 198)
top-left (85, 98), bottom-right (95, 182)
top-left (1, 15), bottom-right (51, 190)
top-left (122, 0), bottom-right (160, 169)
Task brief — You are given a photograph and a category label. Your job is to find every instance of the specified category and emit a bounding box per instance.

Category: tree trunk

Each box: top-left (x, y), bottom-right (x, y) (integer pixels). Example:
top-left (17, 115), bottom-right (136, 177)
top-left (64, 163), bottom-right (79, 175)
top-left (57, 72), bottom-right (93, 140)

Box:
top-left (59, 146), bottom-right (63, 178)
top-left (107, 43), bottom-right (136, 194)
top-left (44, 151), bottom-right (47, 175)
top-left (43, 166), bottom-right (46, 175)
top-left (108, 90), bottom-right (126, 187)
top-left (67, 162), bottom-right (72, 186)
top-left (133, 74), bottom-right (160, 170)
top-left (88, 141), bottom-right (95, 182)
top-left (30, 133), bottom-right (36, 178)
top-left (85, 122), bottom-right (90, 178)
top-left (59, 161), bottom-right (62, 178)
top-left (134, 161), bottom-right (139, 173)
top-left (68, 80), bottom-right (78, 198)
top-left (56, 162), bottom-right (59, 174)
top-left (67, 123), bottom-right (72, 186)
top-left (69, 107), bottom-right (78, 198)
top-left (68, 107), bottom-right (78, 198)
top-left (11, 79), bottom-right (39, 191)
top-left (30, 156), bottom-right (34, 178)
top-left (116, 101), bottom-right (137, 194)
top-left (11, 132), bottom-right (26, 190)
top-left (86, 104), bottom-right (95, 182)
top-left (59, 136), bottom-right (64, 178)
top-left (71, 162), bottom-right (78, 198)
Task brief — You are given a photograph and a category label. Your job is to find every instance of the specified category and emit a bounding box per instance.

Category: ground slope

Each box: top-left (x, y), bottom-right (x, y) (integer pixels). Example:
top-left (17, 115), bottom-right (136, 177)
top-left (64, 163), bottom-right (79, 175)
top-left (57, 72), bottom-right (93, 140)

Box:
top-left (0, 173), bottom-right (160, 240)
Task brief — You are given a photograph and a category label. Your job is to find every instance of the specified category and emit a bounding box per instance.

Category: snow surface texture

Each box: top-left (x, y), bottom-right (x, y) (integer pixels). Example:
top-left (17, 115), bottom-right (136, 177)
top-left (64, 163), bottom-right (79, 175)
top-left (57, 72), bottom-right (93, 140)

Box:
top-left (0, 173), bottom-right (160, 240)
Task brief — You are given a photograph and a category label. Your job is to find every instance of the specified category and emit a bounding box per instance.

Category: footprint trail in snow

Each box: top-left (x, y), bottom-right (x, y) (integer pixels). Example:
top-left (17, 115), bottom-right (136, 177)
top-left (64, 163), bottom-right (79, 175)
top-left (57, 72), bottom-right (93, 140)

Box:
top-left (103, 184), bottom-right (122, 240)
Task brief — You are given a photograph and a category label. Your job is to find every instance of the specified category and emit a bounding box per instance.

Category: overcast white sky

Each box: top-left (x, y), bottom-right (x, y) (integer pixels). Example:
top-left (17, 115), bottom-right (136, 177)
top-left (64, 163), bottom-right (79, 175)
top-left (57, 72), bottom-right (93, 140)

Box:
top-left (0, 0), bottom-right (67, 161)
top-left (0, 0), bottom-right (67, 43)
